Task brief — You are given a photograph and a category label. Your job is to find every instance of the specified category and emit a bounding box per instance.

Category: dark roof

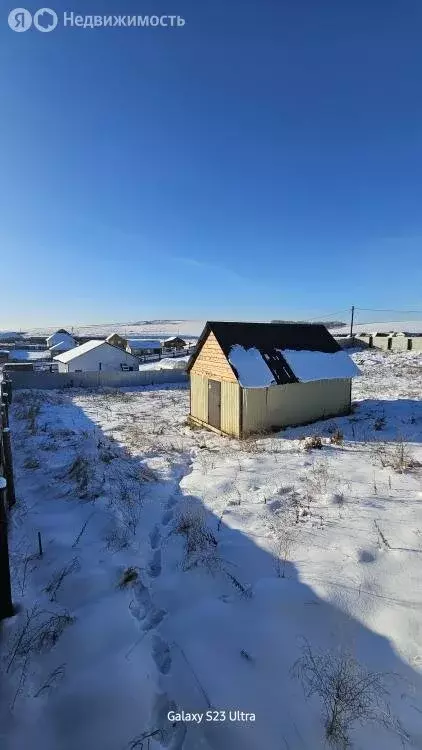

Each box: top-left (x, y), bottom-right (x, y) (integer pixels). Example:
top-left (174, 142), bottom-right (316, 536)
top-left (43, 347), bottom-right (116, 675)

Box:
top-left (187, 321), bottom-right (342, 385)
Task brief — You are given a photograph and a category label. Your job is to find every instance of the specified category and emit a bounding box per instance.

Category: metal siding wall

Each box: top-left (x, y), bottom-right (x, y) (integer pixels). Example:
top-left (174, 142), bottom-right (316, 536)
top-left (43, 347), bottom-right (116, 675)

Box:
top-left (390, 337), bottom-right (408, 352)
top-left (373, 336), bottom-right (391, 351)
top-left (242, 388), bottom-right (268, 435)
top-left (190, 374), bottom-right (208, 421)
top-left (221, 380), bottom-right (240, 437)
top-left (411, 338), bottom-right (422, 351)
top-left (242, 379), bottom-right (351, 435)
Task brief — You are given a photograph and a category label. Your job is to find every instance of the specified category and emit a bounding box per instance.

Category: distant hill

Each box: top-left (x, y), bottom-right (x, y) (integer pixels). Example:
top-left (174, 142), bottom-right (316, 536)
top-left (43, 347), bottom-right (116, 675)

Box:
top-left (271, 320), bottom-right (346, 328)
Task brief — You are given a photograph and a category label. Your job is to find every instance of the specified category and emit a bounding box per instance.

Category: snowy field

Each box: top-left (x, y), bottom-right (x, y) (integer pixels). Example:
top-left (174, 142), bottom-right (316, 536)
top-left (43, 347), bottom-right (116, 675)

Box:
top-left (1, 349), bottom-right (422, 750)
top-left (12, 320), bottom-right (206, 341)
top-left (332, 320), bottom-right (422, 335)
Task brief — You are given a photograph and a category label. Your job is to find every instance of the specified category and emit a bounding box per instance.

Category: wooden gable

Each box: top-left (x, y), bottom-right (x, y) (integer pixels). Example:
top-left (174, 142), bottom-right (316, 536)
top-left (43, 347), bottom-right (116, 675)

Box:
top-left (190, 331), bottom-right (237, 383)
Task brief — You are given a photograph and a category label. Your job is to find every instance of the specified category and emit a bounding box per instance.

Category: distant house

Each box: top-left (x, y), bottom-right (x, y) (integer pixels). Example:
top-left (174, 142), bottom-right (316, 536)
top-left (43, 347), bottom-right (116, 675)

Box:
top-left (125, 339), bottom-right (161, 357)
top-left (53, 340), bottom-right (139, 373)
top-left (161, 336), bottom-right (186, 352)
top-left (187, 322), bottom-right (360, 437)
top-left (49, 340), bottom-right (74, 356)
top-left (46, 329), bottom-right (76, 350)
top-left (106, 333), bottom-right (127, 350)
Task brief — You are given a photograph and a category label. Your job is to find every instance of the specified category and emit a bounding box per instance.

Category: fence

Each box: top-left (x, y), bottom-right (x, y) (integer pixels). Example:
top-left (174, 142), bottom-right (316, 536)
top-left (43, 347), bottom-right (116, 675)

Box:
top-left (356, 335), bottom-right (422, 352)
top-left (5, 368), bottom-right (188, 390)
top-left (0, 378), bottom-right (14, 620)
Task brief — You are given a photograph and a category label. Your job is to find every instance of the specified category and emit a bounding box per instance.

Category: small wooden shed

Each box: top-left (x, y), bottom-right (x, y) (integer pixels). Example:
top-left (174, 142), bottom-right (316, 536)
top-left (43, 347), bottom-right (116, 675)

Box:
top-left (187, 322), bottom-right (360, 437)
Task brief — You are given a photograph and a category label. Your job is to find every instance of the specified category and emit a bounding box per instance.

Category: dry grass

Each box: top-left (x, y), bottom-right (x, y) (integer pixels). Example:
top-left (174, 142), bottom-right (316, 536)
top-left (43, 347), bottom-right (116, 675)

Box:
top-left (6, 605), bottom-right (75, 673)
top-left (292, 640), bottom-right (407, 749)
top-left (329, 429), bottom-right (344, 446)
top-left (23, 457), bottom-right (40, 470)
top-left (371, 438), bottom-right (418, 473)
top-left (302, 435), bottom-right (323, 450)
top-left (118, 567), bottom-right (139, 588)
top-left (174, 508), bottom-right (218, 570)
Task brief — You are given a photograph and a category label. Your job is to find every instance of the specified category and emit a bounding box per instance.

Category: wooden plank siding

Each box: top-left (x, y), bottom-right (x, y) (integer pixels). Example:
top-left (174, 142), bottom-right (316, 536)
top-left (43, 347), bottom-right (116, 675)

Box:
top-left (190, 332), bottom-right (237, 382)
top-left (190, 374), bottom-right (208, 422)
top-left (189, 332), bottom-right (241, 436)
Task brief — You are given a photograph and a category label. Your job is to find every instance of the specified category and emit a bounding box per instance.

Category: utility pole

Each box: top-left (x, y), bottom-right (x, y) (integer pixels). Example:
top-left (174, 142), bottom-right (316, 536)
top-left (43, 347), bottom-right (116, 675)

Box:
top-left (350, 305), bottom-right (355, 339)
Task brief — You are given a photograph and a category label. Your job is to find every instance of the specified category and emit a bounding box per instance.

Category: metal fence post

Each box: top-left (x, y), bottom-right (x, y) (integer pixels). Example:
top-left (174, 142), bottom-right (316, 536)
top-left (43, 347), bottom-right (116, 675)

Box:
top-left (0, 476), bottom-right (13, 620)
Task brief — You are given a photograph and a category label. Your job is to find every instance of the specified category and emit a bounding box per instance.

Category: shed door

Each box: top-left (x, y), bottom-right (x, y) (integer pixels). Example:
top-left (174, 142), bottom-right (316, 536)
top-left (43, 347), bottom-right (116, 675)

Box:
top-left (208, 379), bottom-right (221, 429)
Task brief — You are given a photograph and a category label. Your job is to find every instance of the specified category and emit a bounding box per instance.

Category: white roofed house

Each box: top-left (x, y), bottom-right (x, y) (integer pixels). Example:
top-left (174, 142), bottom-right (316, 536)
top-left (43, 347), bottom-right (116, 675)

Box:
top-left (53, 340), bottom-right (139, 373)
top-left (46, 329), bottom-right (76, 350)
top-left (48, 340), bottom-right (75, 356)
top-left (187, 322), bottom-right (361, 438)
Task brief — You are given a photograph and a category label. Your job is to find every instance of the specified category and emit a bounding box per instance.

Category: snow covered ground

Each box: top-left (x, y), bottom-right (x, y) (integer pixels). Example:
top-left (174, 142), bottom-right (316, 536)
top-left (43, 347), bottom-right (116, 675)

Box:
top-left (138, 356), bottom-right (190, 371)
top-left (1, 349), bottom-right (422, 750)
top-left (8, 350), bottom-right (51, 362)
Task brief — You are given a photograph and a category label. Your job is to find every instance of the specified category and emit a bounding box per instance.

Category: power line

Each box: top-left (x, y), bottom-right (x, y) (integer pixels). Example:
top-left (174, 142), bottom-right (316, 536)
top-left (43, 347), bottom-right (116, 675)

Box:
top-left (305, 310), bottom-right (349, 322)
top-left (355, 307), bottom-right (422, 314)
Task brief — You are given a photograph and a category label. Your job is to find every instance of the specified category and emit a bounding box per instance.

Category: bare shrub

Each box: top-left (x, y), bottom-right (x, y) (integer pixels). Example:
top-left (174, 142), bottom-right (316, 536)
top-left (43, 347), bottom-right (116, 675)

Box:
top-left (23, 457), bottom-right (40, 470)
top-left (72, 513), bottom-right (94, 548)
top-left (371, 438), bottom-right (417, 473)
top-left (126, 729), bottom-right (163, 749)
top-left (34, 663), bottom-right (66, 697)
top-left (374, 520), bottom-right (391, 550)
top-left (291, 640), bottom-right (406, 749)
top-left (332, 492), bottom-right (345, 507)
top-left (99, 446), bottom-right (116, 464)
top-left (45, 557), bottom-right (80, 601)
top-left (10, 545), bottom-right (39, 596)
top-left (118, 567), bottom-right (139, 588)
top-left (267, 510), bottom-right (299, 577)
top-left (67, 455), bottom-right (90, 497)
top-left (14, 394), bottom-right (42, 429)
top-left (174, 508), bottom-right (218, 570)
top-left (306, 457), bottom-right (334, 497)
top-left (374, 416), bottom-right (386, 431)
top-left (303, 435), bottom-right (323, 450)
top-left (102, 389), bottom-right (134, 404)
top-left (25, 404), bottom-right (41, 434)
top-left (330, 429), bottom-right (344, 446)
top-left (242, 434), bottom-right (267, 453)
top-left (6, 605), bottom-right (74, 673)
top-left (104, 524), bottom-right (130, 552)
top-left (116, 479), bottom-right (145, 536)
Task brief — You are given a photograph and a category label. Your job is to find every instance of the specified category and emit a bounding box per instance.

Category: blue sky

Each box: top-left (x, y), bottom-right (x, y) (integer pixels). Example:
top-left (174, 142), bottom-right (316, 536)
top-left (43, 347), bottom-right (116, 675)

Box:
top-left (1, 0), bottom-right (422, 328)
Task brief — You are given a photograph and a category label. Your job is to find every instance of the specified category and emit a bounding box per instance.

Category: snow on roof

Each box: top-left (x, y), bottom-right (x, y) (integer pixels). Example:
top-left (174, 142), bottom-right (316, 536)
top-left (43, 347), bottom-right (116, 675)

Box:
top-left (49, 340), bottom-right (74, 352)
top-left (228, 345), bottom-right (276, 388)
top-left (46, 331), bottom-right (75, 346)
top-left (53, 339), bottom-right (106, 363)
top-left (189, 321), bottom-right (345, 385)
top-left (127, 338), bottom-right (161, 349)
top-left (11, 350), bottom-right (51, 361)
top-left (280, 349), bottom-right (361, 382)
